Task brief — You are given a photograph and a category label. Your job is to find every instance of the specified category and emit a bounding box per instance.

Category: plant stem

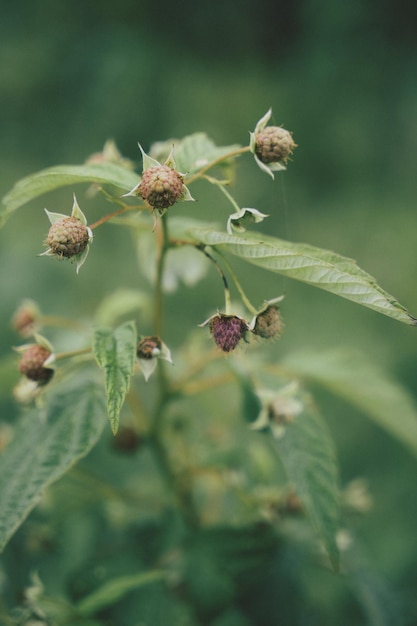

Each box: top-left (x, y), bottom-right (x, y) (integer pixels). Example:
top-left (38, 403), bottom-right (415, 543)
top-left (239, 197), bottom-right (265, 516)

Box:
top-left (154, 216), bottom-right (170, 339)
top-left (89, 206), bottom-right (133, 230)
top-left (39, 315), bottom-right (88, 331)
top-left (197, 246), bottom-right (231, 313)
top-left (206, 176), bottom-right (241, 212)
top-left (55, 346), bottom-right (92, 361)
top-left (185, 145), bottom-right (251, 185)
top-left (216, 252), bottom-right (258, 315)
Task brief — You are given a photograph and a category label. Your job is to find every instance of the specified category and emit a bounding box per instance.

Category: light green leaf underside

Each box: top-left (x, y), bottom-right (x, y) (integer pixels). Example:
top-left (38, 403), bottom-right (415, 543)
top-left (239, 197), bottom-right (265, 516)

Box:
top-left (188, 228), bottom-right (416, 325)
top-left (273, 402), bottom-right (340, 568)
top-left (173, 133), bottom-right (241, 174)
top-left (76, 570), bottom-right (165, 616)
top-left (1, 162), bottom-right (140, 226)
top-left (92, 321), bottom-right (137, 435)
top-left (281, 349), bottom-right (417, 456)
top-left (0, 371), bottom-right (106, 552)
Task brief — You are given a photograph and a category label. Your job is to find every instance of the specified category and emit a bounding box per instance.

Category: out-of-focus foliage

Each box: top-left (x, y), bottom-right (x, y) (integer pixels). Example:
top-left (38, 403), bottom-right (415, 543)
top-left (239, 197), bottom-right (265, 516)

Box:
top-left (1, 1), bottom-right (417, 625)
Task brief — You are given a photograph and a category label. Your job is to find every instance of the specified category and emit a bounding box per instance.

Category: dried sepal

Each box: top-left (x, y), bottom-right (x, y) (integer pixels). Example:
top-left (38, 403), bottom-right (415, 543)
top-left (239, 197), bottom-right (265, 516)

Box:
top-left (227, 207), bottom-right (269, 234)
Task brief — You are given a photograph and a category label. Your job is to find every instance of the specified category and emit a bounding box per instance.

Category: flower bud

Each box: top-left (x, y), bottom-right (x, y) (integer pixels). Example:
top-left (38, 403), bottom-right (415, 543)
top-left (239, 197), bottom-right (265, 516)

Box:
top-left (209, 314), bottom-right (248, 353)
top-left (138, 165), bottom-right (184, 210)
top-left (18, 345), bottom-right (54, 385)
top-left (254, 126), bottom-right (296, 165)
top-left (46, 216), bottom-right (90, 258)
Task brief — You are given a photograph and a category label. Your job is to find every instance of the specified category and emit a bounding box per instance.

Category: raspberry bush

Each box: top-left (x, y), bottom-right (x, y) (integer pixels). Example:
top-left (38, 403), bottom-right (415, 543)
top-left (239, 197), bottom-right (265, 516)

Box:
top-left (0, 109), bottom-right (416, 625)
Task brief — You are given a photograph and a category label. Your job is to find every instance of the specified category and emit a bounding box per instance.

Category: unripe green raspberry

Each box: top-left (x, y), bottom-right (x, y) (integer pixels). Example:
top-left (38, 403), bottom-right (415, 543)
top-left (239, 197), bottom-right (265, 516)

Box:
top-left (255, 126), bottom-right (296, 164)
top-left (46, 217), bottom-right (90, 258)
top-left (18, 345), bottom-right (54, 385)
top-left (209, 314), bottom-right (248, 353)
top-left (253, 305), bottom-right (283, 339)
top-left (138, 165), bottom-right (184, 209)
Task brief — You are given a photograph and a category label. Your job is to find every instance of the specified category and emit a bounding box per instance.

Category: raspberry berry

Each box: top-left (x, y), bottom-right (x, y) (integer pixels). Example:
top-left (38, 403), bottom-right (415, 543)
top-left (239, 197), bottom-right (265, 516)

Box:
top-left (18, 344), bottom-right (54, 385)
top-left (209, 314), bottom-right (249, 353)
top-left (123, 144), bottom-right (194, 217)
top-left (252, 305), bottom-right (283, 339)
top-left (46, 216), bottom-right (90, 258)
top-left (138, 165), bottom-right (184, 210)
top-left (42, 196), bottom-right (93, 273)
top-left (255, 126), bottom-right (296, 165)
top-left (250, 109), bottom-right (296, 178)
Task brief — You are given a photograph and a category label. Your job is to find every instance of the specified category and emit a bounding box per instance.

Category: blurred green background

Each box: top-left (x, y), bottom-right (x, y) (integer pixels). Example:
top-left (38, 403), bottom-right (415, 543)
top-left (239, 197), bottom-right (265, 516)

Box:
top-left (1, 0), bottom-right (417, 623)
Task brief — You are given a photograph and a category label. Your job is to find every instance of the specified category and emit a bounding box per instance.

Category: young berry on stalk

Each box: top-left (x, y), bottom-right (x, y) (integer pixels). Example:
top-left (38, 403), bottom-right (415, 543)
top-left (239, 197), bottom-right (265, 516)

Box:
top-left (123, 144), bottom-right (194, 217)
top-left (250, 108), bottom-right (296, 179)
top-left (17, 340), bottom-right (55, 386)
top-left (249, 296), bottom-right (285, 340)
top-left (41, 194), bottom-right (93, 273)
top-left (252, 305), bottom-right (284, 339)
top-left (200, 313), bottom-right (249, 353)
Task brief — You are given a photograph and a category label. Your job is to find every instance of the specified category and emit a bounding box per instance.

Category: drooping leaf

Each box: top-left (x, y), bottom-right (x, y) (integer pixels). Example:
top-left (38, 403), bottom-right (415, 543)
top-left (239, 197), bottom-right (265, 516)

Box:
top-left (92, 321), bottom-right (137, 434)
top-left (187, 228), bottom-right (416, 325)
top-left (271, 398), bottom-right (340, 569)
top-left (1, 162), bottom-right (140, 227)
top-left (0, 370), bottom-right (106, 552)
top-left (281, 348), bottom-right (417, 456)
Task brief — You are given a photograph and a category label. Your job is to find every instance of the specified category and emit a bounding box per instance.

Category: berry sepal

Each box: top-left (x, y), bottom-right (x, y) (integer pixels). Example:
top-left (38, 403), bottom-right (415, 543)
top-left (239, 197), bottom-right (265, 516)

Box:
top-left (226, 207), bottom-right (269, 234)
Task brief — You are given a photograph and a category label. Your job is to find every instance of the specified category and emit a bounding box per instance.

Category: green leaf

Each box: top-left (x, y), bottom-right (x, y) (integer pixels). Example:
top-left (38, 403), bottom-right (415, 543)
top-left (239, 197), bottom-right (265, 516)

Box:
top-left (188, 228), bottom-right (416, 326)
top-left (281, 348), bottom-right (417, 456)
top-left (92, 321), bottom-right (137, 435)
top-left (0, 370), bottom-right (106, 552)
top-left (1, 162), bottom-right (140, 227)
top-left (271, 399), bottom-right (340, 569)
top-left (76, 570), bottom-right (165, 616)
top-left (173, 133), bottom-right (241, 174)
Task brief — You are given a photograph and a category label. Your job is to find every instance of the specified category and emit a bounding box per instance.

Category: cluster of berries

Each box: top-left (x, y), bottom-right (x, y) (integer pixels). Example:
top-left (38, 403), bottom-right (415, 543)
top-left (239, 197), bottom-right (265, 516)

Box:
top-left (14, 109), bottom-right (294, 391)
top-left (206, 302), bottom-right (284, 353)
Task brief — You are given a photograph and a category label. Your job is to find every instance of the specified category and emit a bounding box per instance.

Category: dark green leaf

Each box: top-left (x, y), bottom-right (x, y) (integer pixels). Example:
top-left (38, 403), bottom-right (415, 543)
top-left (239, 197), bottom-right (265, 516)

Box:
top-left (92, 321), bottom-right (137, 434)
top-left (0, 370), bottom-right (106, 552)
top-left (270, 398), bottom-right (340, 568)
